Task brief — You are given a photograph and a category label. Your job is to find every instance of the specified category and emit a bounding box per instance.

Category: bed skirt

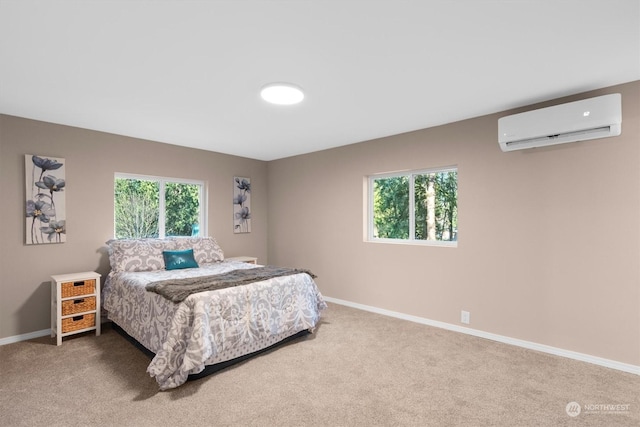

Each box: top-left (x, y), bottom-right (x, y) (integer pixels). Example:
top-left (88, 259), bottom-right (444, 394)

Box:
top-left (110, 321), bottom-right (311, 382)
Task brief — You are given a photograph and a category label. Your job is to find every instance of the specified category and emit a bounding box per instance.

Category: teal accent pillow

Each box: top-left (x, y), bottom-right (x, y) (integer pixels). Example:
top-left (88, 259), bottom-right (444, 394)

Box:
top-left (163, 249), bottom-right (199, 270)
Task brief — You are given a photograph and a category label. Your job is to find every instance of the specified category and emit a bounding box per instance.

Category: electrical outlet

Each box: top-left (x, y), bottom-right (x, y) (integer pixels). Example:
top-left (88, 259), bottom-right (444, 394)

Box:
top-left (461, 310), bottom-right (470, 324)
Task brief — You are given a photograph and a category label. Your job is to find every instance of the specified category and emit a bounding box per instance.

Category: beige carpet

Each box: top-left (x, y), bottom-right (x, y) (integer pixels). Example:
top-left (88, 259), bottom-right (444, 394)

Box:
top-left (1, 303), bottom-right (638, 427)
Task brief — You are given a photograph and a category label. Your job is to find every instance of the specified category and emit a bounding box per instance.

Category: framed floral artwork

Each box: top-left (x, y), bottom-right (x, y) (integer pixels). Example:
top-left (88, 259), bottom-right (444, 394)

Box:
top-left (25, 154), bottom-right (66, 244)
top-left (233, 176), bottom-right (251, 233)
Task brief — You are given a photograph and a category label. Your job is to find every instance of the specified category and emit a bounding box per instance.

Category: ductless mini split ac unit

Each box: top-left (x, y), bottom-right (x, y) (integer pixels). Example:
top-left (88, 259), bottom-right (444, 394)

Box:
top-left (498, 93), bottom-right (622, 152)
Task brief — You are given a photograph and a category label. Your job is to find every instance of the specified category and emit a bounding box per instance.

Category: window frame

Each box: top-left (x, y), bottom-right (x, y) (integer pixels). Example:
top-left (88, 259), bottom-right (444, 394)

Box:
top-left (114, 172), bottom-right (207, 239)
top-left (367, 166), bottom-right (458, 247)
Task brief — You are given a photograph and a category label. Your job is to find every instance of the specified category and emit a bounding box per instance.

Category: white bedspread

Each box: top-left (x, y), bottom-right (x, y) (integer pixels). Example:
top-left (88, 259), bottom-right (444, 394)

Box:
top-left (102, 261), bottom-right (326, 389)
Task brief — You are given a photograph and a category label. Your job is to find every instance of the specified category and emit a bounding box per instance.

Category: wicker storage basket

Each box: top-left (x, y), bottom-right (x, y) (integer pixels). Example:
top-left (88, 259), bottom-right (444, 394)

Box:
top-left (61, 296), bottom-right (96, 316)
top-left (61, 313), bottom-right (95, 333)
top-left (61, 279), bottom-right (95, 298)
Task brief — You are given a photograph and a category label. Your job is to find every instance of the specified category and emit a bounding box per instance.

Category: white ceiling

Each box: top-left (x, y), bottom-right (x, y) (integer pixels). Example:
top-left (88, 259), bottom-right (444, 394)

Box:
top-left (1, 1), bottom-right (639, 161)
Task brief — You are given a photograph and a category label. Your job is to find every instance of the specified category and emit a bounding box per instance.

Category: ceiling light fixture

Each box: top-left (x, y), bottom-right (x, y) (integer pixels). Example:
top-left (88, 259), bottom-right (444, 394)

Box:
top-left (260, 83), bottom-right (305, 105)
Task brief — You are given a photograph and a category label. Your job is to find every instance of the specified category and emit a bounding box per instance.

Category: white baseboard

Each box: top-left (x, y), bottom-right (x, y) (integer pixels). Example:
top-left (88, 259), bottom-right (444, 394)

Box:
top-left (0, 329), bottom-right (51, 346)
top-left (323, 296), bottom-right (640, 376)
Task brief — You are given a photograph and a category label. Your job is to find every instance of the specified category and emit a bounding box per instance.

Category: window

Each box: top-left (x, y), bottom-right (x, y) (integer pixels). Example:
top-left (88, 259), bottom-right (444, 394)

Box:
top-left (114, 173), bottom-right (205, 239)
top-left (368, 167), bottom-right (458, 245)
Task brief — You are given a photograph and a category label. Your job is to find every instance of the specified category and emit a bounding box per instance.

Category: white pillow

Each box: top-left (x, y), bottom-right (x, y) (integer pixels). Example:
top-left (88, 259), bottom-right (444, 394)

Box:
top-left (170, 236), bottom-right (224, 264)
top-left (107, 238), bottom-right (177, 272)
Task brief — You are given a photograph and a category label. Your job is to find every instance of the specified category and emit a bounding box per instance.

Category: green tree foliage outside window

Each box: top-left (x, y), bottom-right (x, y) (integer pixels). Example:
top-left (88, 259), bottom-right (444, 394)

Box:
top-left (115, 179), bottom-right (160, 239)
top-left (115, 177), bottom-right (202, 239)
top-left (165, 182), bottom-right (201, 237)
top-left (373, 176), bottom-right (410, 240)
top-left (372, 169), bottom-right (457, 242)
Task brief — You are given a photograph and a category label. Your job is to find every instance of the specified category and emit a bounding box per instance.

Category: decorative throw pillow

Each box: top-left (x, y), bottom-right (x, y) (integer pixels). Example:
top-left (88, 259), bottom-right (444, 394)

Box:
top-left (107, 238), bottom-right (177, 272)
top-left (170, 236), bottom-right (225, 264)
top-left (163, 249), bottom-right (199, 270)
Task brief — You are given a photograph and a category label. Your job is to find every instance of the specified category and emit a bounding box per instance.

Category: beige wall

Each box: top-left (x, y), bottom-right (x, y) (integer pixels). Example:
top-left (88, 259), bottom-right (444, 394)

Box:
top-left (2, 82), bottom-right (638, 367)
top-left (0, 116), bottom-right (268, 339)
top-left (267, 81), bottom-right (640, 366)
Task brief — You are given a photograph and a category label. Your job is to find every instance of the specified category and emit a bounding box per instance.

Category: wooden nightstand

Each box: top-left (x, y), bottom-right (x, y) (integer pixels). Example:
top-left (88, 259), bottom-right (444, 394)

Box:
top-left (51, 271), bottom-right (101, 346)
top-left (227, 256), bottom-right (258, 264)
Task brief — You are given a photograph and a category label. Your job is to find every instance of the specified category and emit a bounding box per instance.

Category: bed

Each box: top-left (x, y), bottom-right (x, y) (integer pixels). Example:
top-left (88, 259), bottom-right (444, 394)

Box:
top-left (102, 236), bottom-right (327, 390)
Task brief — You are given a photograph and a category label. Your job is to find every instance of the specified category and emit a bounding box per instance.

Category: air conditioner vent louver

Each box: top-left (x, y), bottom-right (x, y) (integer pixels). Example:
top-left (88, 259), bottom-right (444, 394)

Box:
top-left (498, 94), bottom-right (621, 152)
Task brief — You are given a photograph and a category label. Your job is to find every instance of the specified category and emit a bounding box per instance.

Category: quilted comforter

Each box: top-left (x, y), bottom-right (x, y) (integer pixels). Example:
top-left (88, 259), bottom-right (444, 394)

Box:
top-left (102, 260), bottom-right (327, 389)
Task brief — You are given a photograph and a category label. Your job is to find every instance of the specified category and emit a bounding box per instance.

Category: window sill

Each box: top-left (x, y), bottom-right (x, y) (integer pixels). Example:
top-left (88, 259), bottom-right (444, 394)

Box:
top-left (366, 238), bottom-right (457, 248)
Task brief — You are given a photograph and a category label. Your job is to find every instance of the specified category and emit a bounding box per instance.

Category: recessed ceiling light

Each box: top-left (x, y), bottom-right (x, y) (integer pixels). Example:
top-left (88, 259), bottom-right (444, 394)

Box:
top-left (260, 83), bottom-right (304, 105)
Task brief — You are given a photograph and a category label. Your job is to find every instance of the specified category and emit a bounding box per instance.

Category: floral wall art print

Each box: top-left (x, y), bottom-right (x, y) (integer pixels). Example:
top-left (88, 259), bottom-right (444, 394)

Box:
top-left (25, 154), bottom-right (66, 244)
top-left (233, 176), bottom-right (251, 233)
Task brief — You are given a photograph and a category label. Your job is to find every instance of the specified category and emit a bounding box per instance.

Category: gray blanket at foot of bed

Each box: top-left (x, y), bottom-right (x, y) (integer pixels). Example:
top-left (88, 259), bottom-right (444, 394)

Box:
top-left (146, 265), bottom-right (316, 303)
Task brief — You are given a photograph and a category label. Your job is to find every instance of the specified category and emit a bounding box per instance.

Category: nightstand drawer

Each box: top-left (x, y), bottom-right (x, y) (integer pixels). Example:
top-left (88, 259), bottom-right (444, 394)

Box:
top-left (61, 279), bottom-right (95, 298)
top-left (61, 296), bottom-right (96, 316)
top-left (61, 313), bottom-right (96, 333)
